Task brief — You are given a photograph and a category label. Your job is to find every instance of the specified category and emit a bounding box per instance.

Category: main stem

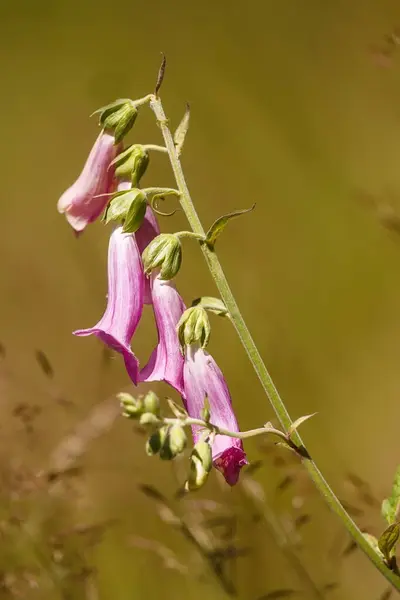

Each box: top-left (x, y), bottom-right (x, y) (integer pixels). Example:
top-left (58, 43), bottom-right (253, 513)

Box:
top-left (150, 95), bottom-right (400, 592)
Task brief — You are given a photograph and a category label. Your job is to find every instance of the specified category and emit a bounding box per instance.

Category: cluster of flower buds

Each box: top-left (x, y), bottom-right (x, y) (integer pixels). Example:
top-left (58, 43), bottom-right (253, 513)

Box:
top-left (57, 94), bottom-right (248, 488)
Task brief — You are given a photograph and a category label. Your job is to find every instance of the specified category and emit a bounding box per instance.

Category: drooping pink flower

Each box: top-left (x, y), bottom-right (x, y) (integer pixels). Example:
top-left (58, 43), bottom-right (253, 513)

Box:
top-left (58, 131), bottom-right (121, 233)
top-left (135, 206), bottom-right (160, 305)
top-left (74, 225), bottom-right (144, 384)
top-left (139, 274), bottom-right (185, 395)
top-left (183, 346), bottom-right (248, 485)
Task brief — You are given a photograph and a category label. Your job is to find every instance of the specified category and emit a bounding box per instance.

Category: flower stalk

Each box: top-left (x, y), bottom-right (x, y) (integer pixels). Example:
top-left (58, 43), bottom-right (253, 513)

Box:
top-left (149, 94), bottom-right (400, 591)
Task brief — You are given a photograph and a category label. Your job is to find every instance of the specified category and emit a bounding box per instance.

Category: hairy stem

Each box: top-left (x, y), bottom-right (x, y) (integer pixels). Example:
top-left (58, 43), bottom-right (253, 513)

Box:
top-left (149, 95), bottom-right (400, 592)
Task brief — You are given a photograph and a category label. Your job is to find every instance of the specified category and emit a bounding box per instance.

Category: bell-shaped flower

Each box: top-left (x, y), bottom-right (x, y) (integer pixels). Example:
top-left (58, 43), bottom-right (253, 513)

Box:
top-left (139, 274), bottom-right (185, 395)
top-left (183, 346), bottom-right (247, 486)
top-left (74, 225), bottom-right (144, 384)
top-left (135, 205), bottom-right (160, 305)
top-left (57, 131), bottom-right (121, 233)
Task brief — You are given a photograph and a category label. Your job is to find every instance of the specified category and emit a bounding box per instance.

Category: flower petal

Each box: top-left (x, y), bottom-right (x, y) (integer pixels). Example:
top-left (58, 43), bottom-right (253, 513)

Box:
top-left (139, 274), bottom-right (185, 394)
top-left (183, 346), bottom-right (247, 485)
top-left (74, 226), bottom-right (144, 384)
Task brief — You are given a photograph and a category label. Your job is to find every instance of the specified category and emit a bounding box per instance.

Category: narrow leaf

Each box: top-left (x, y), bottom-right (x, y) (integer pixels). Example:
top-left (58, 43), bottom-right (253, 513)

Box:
top-left (378, 523), bottom-right (400, 562)
top-left (201, 395), bottom-right (211, 423)
top-left (167, 397), bottom-right (187, 418)
top-left (382, 466), bottom-right (400, 525)
top-left (288, 413), bottom-right (317, 438)
top-left (155, 53), bottom-right (166, 95)
top-left (192, 296), bottom-right (228, 316)
top-left (205, 204), bottom-right (256, 249)
top-left (174, 103), bottom-right (190, 158)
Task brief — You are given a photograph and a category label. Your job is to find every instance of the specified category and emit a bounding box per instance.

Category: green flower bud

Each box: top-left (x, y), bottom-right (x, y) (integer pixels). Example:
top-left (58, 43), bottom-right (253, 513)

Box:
top-left (139, 412), bottom-right (160, 427)
top-left (100, 101), bottom-right (138, 143)
top-left (146, 426), bottom-right (167, 456)
top-left (103, 189), bottom-right (147, 234)
top-left (185, 440), bottom-right (212, 491)
top-left (168, 424), bottom-right (187, 456)
top-left (118, 392), bottom-right (144, 419)
top-left (112, 145), bottom-right (150, 187)
top-left (143, 391), bottom-right (160, 416)
top-left (142, 234), bottom-right (182, 281)
top-left (177, 306), bottom-right (211, 351)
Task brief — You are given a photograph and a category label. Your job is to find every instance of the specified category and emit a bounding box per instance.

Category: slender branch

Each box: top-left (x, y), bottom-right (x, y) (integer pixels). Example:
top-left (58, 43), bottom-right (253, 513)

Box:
top-left (162, 417), bottom-right (287, 442)
top-left (143, 144), bottom-right (168, 153)
top-left (149, 95), bottom-right (400, 592)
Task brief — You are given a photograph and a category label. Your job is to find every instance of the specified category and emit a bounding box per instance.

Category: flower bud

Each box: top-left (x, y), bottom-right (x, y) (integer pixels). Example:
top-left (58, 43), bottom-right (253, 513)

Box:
top-left (177, 306), bottom-right (210, 352)
top-left (168, 424), bottom-right (187, 456)
top-left (142, 234), bottom-right (182, 280)
top-left (118, 392), bottom-right (143, 418)
top-left (143, 390), bottom-right (160, 416)
top-left (139, 412), bottom-right (160, 427)
top-left (104, 189), bottom-right (147, 233)
top-left (146, 426), bottom-right (167, 456)
top-left (185, 440), bottom-right (213, 491)
top-left (112, 145), bottom-right (150, 187)
top-left (100, 100), bottom-right (138, 143)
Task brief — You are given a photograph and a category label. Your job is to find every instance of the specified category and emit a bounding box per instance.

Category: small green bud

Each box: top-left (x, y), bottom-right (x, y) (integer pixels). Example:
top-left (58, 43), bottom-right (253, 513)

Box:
top-left (139, 412), bottom-right (160, 427)
top-left (143, 391), bottom-right (160, 416)
top-left (142, 233), bottom-right (182, 280)
top-left (146, 426), bottom-right (167, 456)
top-left (168, 424), bottom-right (187, 456)
top-left (112, 145), bottom-right (150, 187)
top-left (100, 101), bottom-right (138, 143)
top-left (177, 306), bottom-right (211, 351)
top-left (118, 392), bottom-right (143, 419)
top-left (104, 189), bottom-right (147, 234)
top-left (185, 440), bottom-right (213, 491)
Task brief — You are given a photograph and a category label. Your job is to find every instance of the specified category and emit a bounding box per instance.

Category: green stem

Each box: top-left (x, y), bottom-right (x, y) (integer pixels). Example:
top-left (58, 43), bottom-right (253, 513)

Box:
top-left (149, 95), bottom-right (400, 592)
top-left (163, 417), bottom-right (287, 442)
top-left (143, 144), bottom-right (168, 153)
top-left (175, 231), bottom-right (205, 242)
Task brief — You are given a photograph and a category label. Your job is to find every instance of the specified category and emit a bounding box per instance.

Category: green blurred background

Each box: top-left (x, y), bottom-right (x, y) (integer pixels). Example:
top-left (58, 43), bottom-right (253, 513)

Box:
top-left (1, 0), bottom-right (400, 598)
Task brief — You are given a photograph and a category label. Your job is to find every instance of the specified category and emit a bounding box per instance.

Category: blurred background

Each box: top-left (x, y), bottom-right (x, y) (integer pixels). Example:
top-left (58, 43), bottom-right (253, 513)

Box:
top-left (1, 0), bottom-right (400, 598)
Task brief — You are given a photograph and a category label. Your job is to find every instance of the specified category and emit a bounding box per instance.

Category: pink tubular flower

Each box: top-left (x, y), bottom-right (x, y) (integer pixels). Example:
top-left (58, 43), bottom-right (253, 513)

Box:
top-left (57, 131), bottom-right (121, 233)
top-left (183, 346), bottom-right (248, 486)
top-left (139, 274), bottom-right (185, 395)
top-left (135, 206), bottom-right (160, 305)
top-left (74, 225), bottom-right (144, 384)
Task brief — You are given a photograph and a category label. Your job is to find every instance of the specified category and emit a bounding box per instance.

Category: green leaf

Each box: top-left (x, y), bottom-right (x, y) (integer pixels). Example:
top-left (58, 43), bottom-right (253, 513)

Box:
top-left (201, 395), bottom-right (211, 423)
top-left (378, 523), bottom-right (400, 563)
top-left (288, 413), bottom-right (317, 438)
top-left (191, 296), bottom-right (228, 317)
top-left (174, 103), bottom-right (190, 158)
top-left (382, 466), bottom-right (400, 525)
top-left (91, 98), bottom-right (132, 120)
top-left (205, 204), bottom-right (256, 249)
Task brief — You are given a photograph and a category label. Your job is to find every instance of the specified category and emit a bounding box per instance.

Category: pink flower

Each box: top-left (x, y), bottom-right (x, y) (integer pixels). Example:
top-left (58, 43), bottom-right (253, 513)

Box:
top-left (139, 274), bottom-right (185, 395)
top-left (183, 346), bottom-right (247, 485)
top-left (58, 131), bottom-right (121, 233)
top-left (135, 206), bottom-right (160, 305)
top-left (74, 226), bottom-right (144, 384)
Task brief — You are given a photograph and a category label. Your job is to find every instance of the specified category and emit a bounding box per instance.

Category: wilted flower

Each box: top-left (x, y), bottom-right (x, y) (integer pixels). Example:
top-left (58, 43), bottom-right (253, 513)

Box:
top-left (139, 275), bottom-right (185, 395)
top-left (183, 346), bottom-right (247, 485)
top-left (74, 226), bottom-right (144, 384)
top-left (58, 131), bottom-right (121, 233)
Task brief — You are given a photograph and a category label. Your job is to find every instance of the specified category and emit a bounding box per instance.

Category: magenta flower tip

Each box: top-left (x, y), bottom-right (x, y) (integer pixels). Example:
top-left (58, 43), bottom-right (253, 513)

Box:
top-left (214, 447), bottom-right (248, 486)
